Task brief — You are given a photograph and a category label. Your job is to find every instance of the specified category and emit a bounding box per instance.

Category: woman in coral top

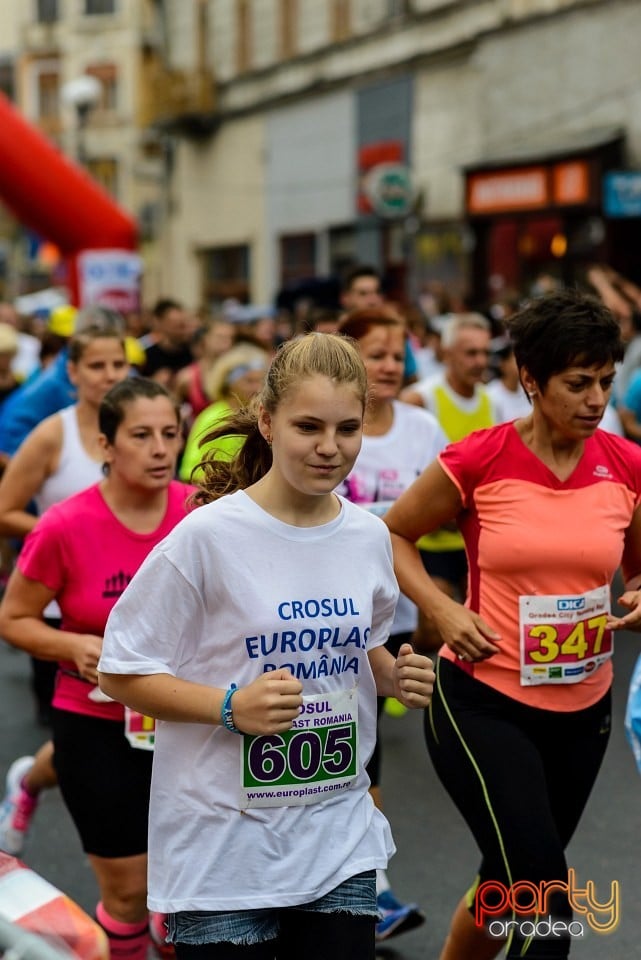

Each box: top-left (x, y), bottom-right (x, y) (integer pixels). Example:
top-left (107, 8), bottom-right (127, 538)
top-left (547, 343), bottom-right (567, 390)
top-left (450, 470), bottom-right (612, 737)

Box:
top-left (385, 289), bottom-right (641, 960)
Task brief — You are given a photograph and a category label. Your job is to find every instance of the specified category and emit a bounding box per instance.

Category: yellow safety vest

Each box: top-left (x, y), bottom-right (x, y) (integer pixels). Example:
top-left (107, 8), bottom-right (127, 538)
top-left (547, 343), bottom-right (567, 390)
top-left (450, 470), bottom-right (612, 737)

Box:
top-left (419, 384), bottom-right (494, 552)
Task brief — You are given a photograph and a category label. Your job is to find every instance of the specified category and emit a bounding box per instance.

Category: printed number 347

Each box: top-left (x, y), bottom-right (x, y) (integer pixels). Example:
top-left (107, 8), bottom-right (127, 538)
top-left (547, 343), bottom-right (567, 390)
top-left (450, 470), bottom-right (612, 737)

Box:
top-left (527, 615), bottom-right (608, 663)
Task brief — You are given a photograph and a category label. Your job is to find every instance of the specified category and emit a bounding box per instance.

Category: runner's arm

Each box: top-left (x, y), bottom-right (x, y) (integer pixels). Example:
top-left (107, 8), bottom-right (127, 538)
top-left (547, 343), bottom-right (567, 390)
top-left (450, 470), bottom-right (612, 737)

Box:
top-left (0, 569), bottom-right (102, 681)
top-left (0, 416), bottom-right (61, 537)
top-left (99, 669), bottom-right (303, 735)
top-left (608, 503), bottom-right (641, 630)
top-left (368, 643), bottom-right (434, 707)
top-left (384, 461), bottom-right (500, 660)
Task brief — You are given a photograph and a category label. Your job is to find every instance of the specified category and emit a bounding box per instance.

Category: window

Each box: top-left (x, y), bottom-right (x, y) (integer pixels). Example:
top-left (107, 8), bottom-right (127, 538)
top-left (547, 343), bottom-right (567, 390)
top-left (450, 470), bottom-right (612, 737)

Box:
top-left (280, 0), bottom-right (297, 59)
top-left (36, 0), bottom-right (58, 22)
top-left (84, 0), bottom-right (115, 14)
top-left (236, 0), bottom-right (252, 73)
top-left (30, 58), bottom-right (61, 133)
top-left (280, 234), bottom-right (316, 287)
top-left (0, 59), bottom-right (15, 102)
top-left (385, 0), bottom-right (409, 17)
top-left (331, 0), bottom-right (350, 42)
top-left (86, 157), bottom-right (118, 198)
top-left (37, 68), bottom-right (60, 121)
top-left (202, 245), bottom-right (250, 307)
top-left (138, 202), bottom-right (161, 243)
top-left (86, 63), bottom-right (118, 112)
top-left (328, 226), bottom-right (355, 278)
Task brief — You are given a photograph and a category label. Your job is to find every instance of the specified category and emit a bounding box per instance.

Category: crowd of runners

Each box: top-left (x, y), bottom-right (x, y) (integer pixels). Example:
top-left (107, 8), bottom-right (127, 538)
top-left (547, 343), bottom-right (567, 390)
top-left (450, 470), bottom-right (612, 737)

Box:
top-left (0, 265), bottom-right (640, 960)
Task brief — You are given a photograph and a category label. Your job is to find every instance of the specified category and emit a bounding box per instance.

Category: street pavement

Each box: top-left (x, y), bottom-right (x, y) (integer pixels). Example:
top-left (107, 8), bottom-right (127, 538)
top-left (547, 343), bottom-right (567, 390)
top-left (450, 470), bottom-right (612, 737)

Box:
top-left (1, 632), bottom-right (640, 959)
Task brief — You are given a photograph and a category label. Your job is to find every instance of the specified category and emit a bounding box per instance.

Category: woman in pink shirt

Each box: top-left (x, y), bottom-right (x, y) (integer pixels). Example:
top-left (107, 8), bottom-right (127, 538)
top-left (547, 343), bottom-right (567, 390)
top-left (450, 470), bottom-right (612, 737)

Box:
top-left (0, 377), bottom-right (194, 960)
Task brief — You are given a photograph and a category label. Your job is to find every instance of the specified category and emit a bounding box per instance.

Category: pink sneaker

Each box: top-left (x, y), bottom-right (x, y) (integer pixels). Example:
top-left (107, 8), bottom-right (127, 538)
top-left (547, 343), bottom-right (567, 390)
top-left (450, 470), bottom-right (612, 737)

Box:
top-left (149, 912), bottom-right (175, 960)
top-left (0, 756), bottom-right (38, 856)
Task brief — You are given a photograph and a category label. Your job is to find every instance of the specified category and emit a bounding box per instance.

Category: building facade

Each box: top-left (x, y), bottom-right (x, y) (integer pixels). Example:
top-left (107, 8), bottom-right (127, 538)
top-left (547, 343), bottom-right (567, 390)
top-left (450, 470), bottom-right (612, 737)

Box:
top-left (156, 0), bottom-right (641, 310)
top-left (0, 0), bottom-right (211, 302)
top-left (1, 0), bottom-right (641, 311)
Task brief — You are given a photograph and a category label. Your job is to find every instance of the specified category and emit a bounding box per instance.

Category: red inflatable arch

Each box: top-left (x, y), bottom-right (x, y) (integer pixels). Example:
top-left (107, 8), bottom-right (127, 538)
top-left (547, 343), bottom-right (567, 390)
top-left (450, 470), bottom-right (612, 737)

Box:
top-left (0, 92), bottom-right (138, 308)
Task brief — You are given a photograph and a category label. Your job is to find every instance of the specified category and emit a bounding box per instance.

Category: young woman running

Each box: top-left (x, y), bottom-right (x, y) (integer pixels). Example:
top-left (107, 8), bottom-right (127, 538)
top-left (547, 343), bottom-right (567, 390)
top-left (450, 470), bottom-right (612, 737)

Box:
top-left (0, 378), bottom-right (194, 960)
top-left (98, 333), bottom-right (435, 960)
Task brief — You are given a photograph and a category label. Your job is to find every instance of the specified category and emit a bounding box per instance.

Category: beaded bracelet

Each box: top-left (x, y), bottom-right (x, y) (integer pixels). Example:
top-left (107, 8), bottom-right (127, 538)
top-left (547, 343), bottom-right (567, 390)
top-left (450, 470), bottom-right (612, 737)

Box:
top-left (221, 683), bottom-right (242, 734)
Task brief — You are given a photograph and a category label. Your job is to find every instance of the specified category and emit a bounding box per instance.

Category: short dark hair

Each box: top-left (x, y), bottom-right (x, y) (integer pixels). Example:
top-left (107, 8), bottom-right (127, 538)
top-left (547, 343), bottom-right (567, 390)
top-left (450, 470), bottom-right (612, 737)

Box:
top-left (99, 377), bottom-right (180, 443)
top-left (39, 331), bottom-right (68, 363)
top-left (301, 307), bottom-right (341, 333)
top-left (506, 289), bottom-right (624, 390)
top-left (152, 298), bottom-right (183, 319)
top-left (341, 264), bottom-right (381, 293)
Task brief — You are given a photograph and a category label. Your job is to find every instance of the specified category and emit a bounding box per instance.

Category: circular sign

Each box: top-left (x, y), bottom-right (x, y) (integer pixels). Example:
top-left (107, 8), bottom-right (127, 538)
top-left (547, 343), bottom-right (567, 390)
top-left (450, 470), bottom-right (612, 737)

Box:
top-left (363, 163), bottom-right (415, 219)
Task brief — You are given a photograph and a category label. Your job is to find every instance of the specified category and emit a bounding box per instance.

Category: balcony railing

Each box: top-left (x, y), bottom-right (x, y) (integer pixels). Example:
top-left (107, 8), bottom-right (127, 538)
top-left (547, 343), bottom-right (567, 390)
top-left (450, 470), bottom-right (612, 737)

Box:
top-left (138, 51), bottom-right (216, 134)
top-left (21, 19), bottom-right (61, 54)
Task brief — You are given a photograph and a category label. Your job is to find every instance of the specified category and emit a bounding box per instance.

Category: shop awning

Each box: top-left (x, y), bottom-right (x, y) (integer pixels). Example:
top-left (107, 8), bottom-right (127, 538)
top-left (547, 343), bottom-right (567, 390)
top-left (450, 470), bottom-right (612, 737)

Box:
top-left (463, 125), bottom-right (625, 173)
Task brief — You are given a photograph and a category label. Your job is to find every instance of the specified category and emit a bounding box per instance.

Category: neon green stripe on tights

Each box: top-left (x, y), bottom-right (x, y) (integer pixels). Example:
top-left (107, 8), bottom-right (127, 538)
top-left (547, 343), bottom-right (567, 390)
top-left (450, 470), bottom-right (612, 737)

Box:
top-left (435, 658), bottom-right (518, 955)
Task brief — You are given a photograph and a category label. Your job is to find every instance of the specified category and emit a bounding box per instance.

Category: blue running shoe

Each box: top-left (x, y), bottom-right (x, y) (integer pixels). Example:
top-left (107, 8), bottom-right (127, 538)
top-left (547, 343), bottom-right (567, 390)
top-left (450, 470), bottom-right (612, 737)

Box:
top-left (375, 889), bottom-right (426, 941)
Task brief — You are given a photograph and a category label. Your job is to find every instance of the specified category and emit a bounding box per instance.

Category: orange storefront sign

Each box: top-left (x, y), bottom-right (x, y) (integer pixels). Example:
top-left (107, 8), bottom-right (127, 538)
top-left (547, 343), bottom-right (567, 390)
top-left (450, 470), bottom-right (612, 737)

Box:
top-left (467, 167), bottom-right (548, 214)
top-left (553, 161), bottom-right (590, 205)
top-left (467, 160), bottom-right (592, 214)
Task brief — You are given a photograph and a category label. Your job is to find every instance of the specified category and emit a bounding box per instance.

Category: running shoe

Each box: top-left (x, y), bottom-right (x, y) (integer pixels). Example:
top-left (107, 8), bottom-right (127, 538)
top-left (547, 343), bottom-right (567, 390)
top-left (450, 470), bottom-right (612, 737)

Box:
top-left (0, 756), bottom-right (37, 856)
top-left (375, 889), bottom-right (426, 941)
top-left (149, 912), bottom-right (175, 959)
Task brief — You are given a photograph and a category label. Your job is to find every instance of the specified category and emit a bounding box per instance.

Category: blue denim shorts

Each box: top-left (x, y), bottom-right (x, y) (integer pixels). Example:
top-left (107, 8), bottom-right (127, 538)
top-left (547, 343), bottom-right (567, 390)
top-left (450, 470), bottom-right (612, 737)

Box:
top-left (167, 870), bottom-right (377, 946)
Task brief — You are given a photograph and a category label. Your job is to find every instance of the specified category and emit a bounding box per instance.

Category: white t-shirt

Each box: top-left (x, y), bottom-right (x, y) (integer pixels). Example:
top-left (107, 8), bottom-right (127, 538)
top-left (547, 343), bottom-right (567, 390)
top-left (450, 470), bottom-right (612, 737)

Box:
top-left (486, 379), bottom-right (531, 423)
top-left (12, 332), bottom-right (41, 382)
top-left (339, 400), bottom-right (447, 633)
top-left (100, 490), bottom-right (398, 913)
top-left (414, 347), bottom-right (443, 381)
top-left (599, 403), bottom-right (623, 436)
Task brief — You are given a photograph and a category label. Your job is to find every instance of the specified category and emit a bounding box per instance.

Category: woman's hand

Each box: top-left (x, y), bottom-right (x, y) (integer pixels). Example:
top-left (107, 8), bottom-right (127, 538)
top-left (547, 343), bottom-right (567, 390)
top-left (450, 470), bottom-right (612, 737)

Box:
top-left (230, 669), bottom-right (303, 735)
top-left (607, 590), bottom-right (641, 631)
top-left (71, 634), bottom-right (104, 684)
top-left (392, 644), bottom-right (435, 708)
top-left (432, 595), bottom-right (501, 662)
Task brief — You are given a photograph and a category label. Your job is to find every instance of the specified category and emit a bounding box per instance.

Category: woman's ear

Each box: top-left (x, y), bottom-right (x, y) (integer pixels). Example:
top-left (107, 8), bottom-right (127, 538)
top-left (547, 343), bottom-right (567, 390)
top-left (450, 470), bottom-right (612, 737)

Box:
top-left (520, 367), bottom-right (537, 398)
top-left (257, 406), bottom-right (272, 445)
top-left (97, 433), bottom-right (112, 469)
top-left (67, 360), bottom-right (79, 388)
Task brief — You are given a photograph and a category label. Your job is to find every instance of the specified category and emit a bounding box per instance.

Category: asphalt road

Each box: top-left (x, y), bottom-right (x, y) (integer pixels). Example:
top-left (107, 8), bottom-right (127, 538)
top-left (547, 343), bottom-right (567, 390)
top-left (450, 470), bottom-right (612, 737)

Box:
top-left (1, 632), bottom-right (641, 959)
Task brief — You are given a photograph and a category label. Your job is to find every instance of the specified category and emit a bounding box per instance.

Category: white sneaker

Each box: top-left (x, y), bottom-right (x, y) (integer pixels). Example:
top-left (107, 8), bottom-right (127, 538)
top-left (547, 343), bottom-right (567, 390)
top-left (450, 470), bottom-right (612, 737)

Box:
top-left (0, 756), bottom-right (37, 856)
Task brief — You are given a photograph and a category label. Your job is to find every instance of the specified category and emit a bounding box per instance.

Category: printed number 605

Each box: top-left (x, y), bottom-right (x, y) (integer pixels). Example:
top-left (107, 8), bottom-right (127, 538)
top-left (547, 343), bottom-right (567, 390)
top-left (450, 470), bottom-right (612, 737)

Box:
top-left (245, 725), bottom-right (355, 784)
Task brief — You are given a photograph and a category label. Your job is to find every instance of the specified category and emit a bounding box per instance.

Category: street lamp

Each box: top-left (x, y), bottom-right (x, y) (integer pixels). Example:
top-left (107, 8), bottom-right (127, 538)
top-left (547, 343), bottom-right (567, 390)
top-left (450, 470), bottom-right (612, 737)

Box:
top-left (61, 75), bottom-right (102, 166)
